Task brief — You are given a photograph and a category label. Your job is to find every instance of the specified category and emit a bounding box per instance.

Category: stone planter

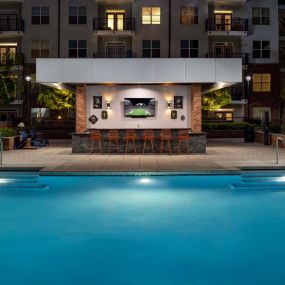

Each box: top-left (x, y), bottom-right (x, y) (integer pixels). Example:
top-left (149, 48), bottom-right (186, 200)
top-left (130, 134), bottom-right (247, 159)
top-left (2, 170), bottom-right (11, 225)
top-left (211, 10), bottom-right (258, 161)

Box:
top-left (0, 136), bottom-right (20, 150)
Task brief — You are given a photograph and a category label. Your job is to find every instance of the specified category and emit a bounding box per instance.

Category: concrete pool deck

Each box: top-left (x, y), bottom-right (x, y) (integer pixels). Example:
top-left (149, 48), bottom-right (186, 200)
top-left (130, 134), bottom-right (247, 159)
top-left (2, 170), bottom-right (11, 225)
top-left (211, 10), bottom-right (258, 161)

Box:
top-left (0, 138), bottom-right (285, 173)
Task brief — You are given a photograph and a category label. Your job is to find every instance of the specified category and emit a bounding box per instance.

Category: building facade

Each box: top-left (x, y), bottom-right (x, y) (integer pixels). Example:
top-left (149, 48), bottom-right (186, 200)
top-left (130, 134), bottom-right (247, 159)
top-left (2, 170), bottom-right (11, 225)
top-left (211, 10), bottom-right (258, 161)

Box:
top-left (0, 0), bottom-right (280, 125)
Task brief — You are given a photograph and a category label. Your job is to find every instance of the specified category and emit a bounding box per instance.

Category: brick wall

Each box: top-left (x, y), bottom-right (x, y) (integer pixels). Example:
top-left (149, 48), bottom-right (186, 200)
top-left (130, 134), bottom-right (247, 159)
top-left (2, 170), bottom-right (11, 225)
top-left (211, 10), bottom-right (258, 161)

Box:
top-left (255, 131), bottom-right (285, 148)
top-left (191, 84), bottom-right (202, 132)
top-left (76, 85), bottom-right (86, 133)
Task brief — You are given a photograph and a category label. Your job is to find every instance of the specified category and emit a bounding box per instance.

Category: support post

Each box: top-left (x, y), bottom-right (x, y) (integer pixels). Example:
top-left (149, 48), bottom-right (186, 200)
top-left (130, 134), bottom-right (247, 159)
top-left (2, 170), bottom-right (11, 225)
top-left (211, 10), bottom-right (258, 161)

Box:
top-left (191, 84), bottom-right (202, 133)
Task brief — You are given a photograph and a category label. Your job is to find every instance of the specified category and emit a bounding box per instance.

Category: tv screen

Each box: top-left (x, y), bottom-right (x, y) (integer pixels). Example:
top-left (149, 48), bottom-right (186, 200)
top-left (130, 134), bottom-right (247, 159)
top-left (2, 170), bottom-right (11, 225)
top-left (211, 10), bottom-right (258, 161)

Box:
top-left (124, 98), bottom-right (155, 117)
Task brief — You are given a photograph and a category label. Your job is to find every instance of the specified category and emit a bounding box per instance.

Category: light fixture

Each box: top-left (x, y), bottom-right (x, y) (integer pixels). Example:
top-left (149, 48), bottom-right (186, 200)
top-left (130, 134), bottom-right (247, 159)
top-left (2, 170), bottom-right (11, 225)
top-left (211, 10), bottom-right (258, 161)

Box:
top-left (25, 75), bottom-right (32, 82)
top-left (58, 115), bottom-right (62, 120)
top-left (106, 101), bottom-right (111, 109)
top-left (214, 10), bottom-right (233, 14)
top-left (167, 101), bottom-right (172, 109)
top-left (245, 75), bottom-right (252, 82)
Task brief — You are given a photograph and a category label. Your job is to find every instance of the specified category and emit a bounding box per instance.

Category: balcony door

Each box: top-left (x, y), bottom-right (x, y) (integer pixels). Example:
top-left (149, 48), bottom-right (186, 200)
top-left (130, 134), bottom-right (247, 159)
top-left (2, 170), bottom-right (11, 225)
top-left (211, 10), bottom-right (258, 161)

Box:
top-left (213, 42), bottom-right (233, 58)
top-left (106, 10), bottom-right (125, 31)
top-left (0, 46), bottom-right (17, 63)
top-left (0, 14), bottom-right (17, 31)
top-left (214, 13), bottom-right (232, 31)
top-left (106, 43), bottom-right (126, 58)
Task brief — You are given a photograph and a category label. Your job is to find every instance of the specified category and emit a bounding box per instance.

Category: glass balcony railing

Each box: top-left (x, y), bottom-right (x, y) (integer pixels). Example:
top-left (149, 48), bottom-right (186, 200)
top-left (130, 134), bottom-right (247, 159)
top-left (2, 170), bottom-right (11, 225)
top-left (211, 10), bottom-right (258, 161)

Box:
top-left (206, 18), bottom-right (248, 32)
top-left (93, 18), bottom-right (135, 32)
top-left (0, 18), bottom-right (24, 32)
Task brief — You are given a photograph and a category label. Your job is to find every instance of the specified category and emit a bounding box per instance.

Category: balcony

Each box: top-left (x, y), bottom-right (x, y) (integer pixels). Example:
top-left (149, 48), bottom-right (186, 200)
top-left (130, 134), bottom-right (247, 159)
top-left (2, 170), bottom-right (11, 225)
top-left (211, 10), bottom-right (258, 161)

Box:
top-left (93, 18), bottom-right (135, 36)
top-left (0, 19), bottom-right (24, 36)
top-left (206, 18), bottom-right (248, 36)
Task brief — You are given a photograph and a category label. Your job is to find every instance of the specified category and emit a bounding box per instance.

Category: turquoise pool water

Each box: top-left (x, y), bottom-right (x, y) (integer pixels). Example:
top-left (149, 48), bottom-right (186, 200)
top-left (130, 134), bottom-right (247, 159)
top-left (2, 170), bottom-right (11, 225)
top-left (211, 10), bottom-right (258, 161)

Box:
top-left (0, 173), bottom-right (285, 285)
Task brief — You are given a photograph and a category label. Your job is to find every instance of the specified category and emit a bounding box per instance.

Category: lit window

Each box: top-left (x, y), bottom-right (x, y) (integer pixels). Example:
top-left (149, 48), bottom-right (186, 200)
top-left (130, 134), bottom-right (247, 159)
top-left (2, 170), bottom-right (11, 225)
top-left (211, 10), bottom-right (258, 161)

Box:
top-left (180, 7), bottom-right (198, 24)
top-left (252, 73), bottom-right (271, 92)
top-left (142, 7), bottom-right (160, 24)
top-left (31, 40), bottom-right (49, 58)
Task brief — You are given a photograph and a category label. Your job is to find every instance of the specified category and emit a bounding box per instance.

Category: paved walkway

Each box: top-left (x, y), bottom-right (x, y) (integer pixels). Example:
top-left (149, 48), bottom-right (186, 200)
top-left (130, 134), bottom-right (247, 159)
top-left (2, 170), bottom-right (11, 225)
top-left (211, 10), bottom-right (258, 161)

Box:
top-left (0, 139), bottom-right (284, 172)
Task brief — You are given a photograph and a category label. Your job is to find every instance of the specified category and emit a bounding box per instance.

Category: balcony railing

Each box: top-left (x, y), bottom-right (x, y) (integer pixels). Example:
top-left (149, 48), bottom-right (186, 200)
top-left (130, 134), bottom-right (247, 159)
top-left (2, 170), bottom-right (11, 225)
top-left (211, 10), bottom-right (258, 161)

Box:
top-left (206, 53), bottom-right (249, 64)
top-left (93, 18), bottom-right (135, 32)
top-left (0, 19), bottom-right (24, 32)
top-left (93, 50), bottom-right (136, 58)
top-left (206, 18), bottom-right (248, 32)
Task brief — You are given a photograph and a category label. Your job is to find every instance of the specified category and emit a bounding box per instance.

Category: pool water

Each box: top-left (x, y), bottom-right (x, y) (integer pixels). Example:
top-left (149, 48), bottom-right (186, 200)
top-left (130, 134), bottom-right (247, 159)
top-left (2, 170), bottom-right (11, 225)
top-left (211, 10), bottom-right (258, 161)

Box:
top-left (1, 173), bottom-right (285, 285)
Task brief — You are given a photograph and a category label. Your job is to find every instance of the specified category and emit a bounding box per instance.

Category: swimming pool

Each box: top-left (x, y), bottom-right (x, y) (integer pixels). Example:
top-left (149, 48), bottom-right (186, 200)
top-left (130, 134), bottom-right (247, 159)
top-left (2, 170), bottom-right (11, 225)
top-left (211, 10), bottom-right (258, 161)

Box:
top-left (0, 172), bottom-right (285, 285)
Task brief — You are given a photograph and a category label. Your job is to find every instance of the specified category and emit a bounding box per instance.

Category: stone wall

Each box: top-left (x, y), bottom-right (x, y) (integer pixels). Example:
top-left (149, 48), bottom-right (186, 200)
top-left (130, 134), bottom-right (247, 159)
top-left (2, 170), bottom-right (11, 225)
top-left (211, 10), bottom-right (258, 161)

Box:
top-left (72, 129), bottom-right (206, 154)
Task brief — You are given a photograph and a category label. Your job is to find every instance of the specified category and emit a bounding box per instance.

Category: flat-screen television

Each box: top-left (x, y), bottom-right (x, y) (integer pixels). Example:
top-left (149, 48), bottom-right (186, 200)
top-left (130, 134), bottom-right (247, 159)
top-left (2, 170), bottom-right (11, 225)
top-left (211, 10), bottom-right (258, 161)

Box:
top-left (124, 98), bottom-right (155, 117)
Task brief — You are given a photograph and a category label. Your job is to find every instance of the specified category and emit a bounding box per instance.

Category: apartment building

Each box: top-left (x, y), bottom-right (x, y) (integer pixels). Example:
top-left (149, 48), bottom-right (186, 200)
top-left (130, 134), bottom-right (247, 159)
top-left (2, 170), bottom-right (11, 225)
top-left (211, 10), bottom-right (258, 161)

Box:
top-left (0, 0), bottom-right (280, 125)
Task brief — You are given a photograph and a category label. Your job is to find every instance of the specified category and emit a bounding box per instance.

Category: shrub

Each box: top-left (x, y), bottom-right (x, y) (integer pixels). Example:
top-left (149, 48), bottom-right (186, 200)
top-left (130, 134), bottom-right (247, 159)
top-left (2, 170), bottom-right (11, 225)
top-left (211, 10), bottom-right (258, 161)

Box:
top-left (0, 127), bottom-right (17, 137)
top-left (202, 122), bottom-right (254, 131)
top-left (269, 123), bottom-right (281, 134)
top-left (281, 124), bottom-right (285, 134)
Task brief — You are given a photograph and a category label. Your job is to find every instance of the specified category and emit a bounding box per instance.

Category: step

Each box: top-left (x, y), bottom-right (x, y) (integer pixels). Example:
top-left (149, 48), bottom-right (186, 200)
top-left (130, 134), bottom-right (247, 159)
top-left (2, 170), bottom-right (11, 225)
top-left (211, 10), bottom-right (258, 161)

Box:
top-left (241, 171), bottom-right (285, 178)
top-left (0, 178), bottom-right (39, 183)
top-left (242, 177), bottom-right (285, 182)
top-left (0, 185), bottom-right (49, 191)
top-left (0, 175), bottom-right (39, 180)
top-left (230, 183), bottom-right (285, 191)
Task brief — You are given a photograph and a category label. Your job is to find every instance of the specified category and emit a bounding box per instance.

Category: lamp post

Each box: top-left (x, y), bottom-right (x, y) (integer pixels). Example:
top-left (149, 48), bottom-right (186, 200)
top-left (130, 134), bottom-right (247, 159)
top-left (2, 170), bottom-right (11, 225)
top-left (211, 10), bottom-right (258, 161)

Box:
top-left (25, 75), bottom-right (32, 125)
top-left (245, 75), bottom-right (251, 122)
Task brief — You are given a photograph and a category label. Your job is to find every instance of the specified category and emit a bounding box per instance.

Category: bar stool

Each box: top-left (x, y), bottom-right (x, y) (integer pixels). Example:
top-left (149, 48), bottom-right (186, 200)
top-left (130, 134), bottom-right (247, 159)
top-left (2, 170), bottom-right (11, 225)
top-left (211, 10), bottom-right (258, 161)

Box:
top-left (177, 130), bottom-right (190, 154)
top-left (160, 129), bottom-right (172, 153)
top-left (108, 130), bottom-right (120, 154)
top-left (89, 130), bottom-right (102, 154)
top-left (124, 129), bottom-right (137, 154)
top-left (143, 129), bottom-right (155, 154)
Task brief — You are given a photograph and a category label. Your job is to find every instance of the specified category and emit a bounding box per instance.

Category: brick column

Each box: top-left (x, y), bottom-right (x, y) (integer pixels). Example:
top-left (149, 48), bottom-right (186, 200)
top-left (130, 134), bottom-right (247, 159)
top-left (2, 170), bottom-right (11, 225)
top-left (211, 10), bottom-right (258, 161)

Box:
top-left (76, 85), bottom-right (86, 133)
top-left (191, 84), bottom-right (202, 133)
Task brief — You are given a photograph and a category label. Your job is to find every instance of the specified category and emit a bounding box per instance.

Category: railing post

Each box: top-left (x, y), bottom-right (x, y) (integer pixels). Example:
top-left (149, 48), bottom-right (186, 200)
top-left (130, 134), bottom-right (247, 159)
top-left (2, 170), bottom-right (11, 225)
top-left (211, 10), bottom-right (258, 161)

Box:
top-left (0, 138), bottom-right (3, 165)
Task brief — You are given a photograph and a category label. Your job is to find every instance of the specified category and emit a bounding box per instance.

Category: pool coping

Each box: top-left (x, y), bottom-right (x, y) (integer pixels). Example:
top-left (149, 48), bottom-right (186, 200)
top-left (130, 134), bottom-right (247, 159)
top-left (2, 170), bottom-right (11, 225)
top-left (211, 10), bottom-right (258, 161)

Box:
top-left (0, 166), bottom-right (285, 176)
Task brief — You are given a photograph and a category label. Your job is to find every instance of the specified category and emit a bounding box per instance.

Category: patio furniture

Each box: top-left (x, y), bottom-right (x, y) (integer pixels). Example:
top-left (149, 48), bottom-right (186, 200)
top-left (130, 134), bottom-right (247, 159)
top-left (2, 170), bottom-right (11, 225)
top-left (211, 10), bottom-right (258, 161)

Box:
top-left (177, 130), bottom-right (189, 154)
top-left (159, 129), bottom-right (172, 153)
top-left (143, 129), bottom-right (155, 154)
top-left (108, 130), bottom-right (120, 154)
top-left (90, 130), bottom-right (102, 154)
top-left (124, 129), bottom-right (137, 154)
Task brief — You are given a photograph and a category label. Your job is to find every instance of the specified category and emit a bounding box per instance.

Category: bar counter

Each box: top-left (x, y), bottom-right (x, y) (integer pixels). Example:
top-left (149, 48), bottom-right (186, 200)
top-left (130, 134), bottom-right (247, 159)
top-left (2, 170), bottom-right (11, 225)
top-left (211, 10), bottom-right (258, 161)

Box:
top-left (72, 129), bottom-right (206, 154)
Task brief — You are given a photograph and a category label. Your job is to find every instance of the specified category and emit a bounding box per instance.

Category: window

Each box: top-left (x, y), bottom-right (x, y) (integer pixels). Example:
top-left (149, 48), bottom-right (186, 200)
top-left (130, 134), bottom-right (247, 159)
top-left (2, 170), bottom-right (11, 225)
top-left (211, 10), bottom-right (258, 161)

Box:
top-left (142, 40), bottom-right (160, 58)
top-left (180, 40), bottom-right (198, 58)
top-left (253, 41), bottom-right (270, 58)
top-left (69, 6), bottom-right (87, 25)
top-left (252, 7), bottom-right (270, 25)
top-left (69, 40), bottom-right (87, 58)
top-left (32, 7), bottom-right (49, 25)
top-left (252, 73), bottom-right (271, 92)
top-left (31, 40), bottom-right (49, 58)
top-left (142, 7), bottom-right (160, 24)
top-left (180, 7), bottom-right (198, 24)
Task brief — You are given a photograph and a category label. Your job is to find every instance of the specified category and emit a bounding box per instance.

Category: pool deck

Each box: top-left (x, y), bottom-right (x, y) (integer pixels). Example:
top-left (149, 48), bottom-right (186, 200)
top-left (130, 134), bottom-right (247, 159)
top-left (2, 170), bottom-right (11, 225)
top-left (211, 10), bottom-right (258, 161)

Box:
top-left (1, 138), bottom-right (285, 173)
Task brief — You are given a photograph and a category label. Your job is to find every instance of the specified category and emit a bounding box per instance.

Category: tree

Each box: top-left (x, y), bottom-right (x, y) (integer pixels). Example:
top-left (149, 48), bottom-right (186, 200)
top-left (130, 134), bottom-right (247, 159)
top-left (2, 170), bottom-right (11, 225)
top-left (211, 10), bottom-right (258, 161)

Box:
top-left (37, 87), bottom-right (75, 112)
top-left (202, 89), bottom-right (231, 112)
top-left (0, 54), bottom-right (17, 106)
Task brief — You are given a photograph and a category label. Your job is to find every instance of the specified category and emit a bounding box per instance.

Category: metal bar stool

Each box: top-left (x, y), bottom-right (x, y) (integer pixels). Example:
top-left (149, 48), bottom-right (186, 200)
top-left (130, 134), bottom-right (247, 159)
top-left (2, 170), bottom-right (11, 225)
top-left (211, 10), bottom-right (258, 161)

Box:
top-left (124, 129), bottom-right (137, 154)
top-left (143, 129), bottom-right (155, 154)
top-left (177, 130), bottom-right (190, 154)
top-left (108, 130), bottom-right (120, 154)
top-left (160, 129), bottom-right (172, 153)
top-left (90, 130), bottom-right (102, 154)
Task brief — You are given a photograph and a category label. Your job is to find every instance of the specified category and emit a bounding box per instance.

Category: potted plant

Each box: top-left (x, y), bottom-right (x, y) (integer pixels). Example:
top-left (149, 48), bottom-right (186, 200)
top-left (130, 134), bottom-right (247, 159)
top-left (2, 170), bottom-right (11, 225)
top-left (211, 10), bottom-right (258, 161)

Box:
top-left (0, 128), bottom-right (18, 150)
